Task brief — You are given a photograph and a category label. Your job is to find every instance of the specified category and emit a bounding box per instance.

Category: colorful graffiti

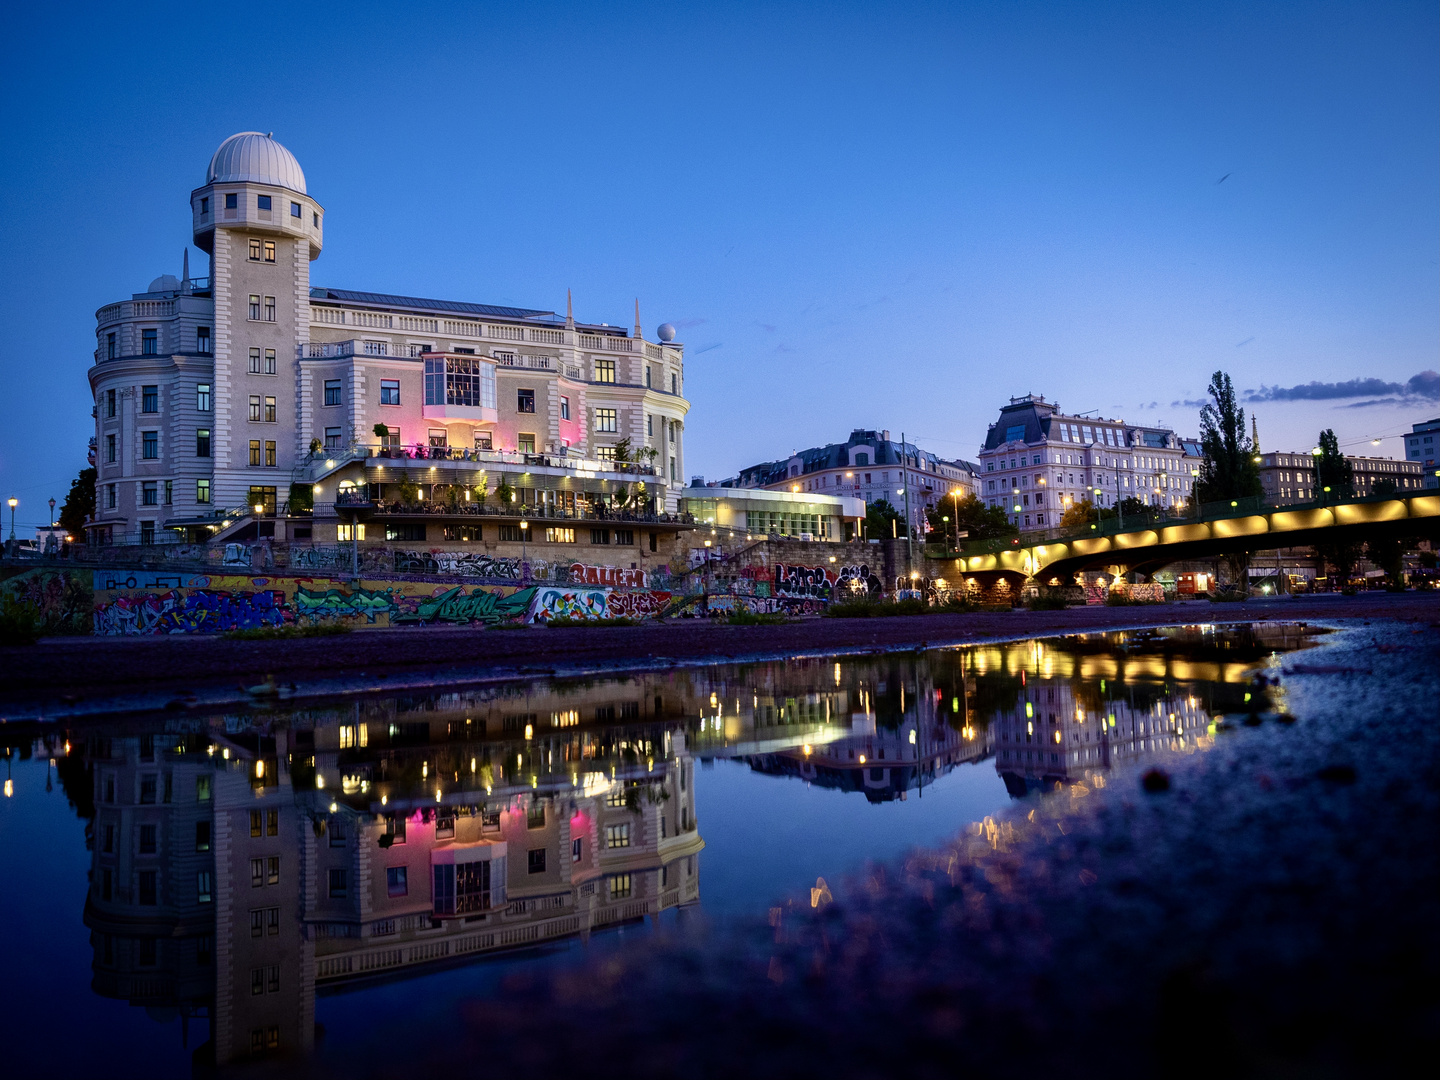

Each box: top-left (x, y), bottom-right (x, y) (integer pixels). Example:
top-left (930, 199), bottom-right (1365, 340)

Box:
top-left (569, 563), bottom-right (647, 589)
top-left (288, 545), bottom-right (353, 571)
top-left (605, 590), bottom-right (673, 619)
top-left (0, 567), bottom-right (93, 634)
top-left (94, 585), bottom-right (288, 635)
top-left (394, 586), bottom-right (538, 626)
top-left (394, 550), bottom-right (546, 582)
top-left (293, 585), bottom-right (399, 623)
top-left (772, 563), bottom-right (879, 599)
top-left (530, 587), bottom-right (611, 622)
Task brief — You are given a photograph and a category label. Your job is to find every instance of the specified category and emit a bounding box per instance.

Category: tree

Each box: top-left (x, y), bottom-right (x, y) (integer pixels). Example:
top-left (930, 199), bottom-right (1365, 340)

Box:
top-left (1314, 429), bottom-right (1354, 500)
top-left (1195, 371), bottom-right (1262, 505)
top-left (1372, 477), bottom-right (1399, 498)
top-left (58, 467), bottom-right (96, 540)
top-left (494, 477), bottom-right (514, 508)
top-left (865, 498), bottom-right (904, 539)
top-left (1365, 535), bottom-right (1407, 587)
top-left (1316, 539), bottom-right (1363, 590)
top-left (925, 493), bottom-right (1017, 541)
top-left (1060, 498), bottom-right (1097, 529)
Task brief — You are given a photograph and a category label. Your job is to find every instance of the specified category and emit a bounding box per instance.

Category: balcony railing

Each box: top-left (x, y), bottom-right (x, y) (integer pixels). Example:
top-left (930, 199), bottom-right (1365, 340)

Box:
top-left (364, 501), bottom-right (692, 525)
top-left (300, 340), bottom-right (428, 360)
top-left (365, 443), bottom-right (658, 476)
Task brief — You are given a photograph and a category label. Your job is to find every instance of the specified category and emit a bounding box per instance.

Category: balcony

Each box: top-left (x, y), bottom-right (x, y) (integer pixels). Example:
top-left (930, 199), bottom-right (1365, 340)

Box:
top-left (364, 500), bottom-right (692, 526)
top-left (366, 443), bottom-right (657, 477)
top-left (300, 340), bottom-right (429, 360)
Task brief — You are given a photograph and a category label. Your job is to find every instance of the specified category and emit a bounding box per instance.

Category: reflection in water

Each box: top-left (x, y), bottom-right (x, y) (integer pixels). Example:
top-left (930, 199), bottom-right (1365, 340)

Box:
top-left (12, 623), bottom-right (1307, 1073)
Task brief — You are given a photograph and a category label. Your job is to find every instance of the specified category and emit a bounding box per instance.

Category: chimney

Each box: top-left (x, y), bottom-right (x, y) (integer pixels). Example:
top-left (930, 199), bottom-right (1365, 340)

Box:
top-left (882, 430), bottom-right (891, 443)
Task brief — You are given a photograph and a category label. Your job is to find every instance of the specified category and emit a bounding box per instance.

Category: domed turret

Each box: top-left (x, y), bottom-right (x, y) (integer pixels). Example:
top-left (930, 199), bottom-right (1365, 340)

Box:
top-left (656, 323), bottom-right (676, 342)
top-left (206, 132), bottom-right (306, 193)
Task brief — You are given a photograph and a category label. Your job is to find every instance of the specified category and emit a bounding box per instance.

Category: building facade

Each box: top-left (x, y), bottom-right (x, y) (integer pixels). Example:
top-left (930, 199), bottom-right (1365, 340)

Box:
top-left (679, 486), bottom-right (866, 541)
top-left (725, 429), bottom-right (978, 540)
top-left (87, 133), bottom-right (691, 547)
top-left (1405, 418), bottom-right (1439, 489)
top-left (1257, 450), bottom-right (1424, 505)
top-left (977, 396), bottom-right (1199, 533)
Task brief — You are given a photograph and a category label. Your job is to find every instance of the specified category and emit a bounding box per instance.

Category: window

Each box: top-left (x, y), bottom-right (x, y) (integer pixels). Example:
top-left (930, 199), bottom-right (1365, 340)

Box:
top-left (329, 869), bottom-right (347, 898)
top-left (528, 849), bottom-right (547, 874)
top-left (196, 479), bottom-right (211, 504)
top-left (443, 524), bottom-right (483, 541)
top-left (385, 523), bottom-right (425, 541)
top-left (265, 396), bottom-right (276, 423)
top-left (197, 383), bottom-right (211, 411)
top-left (614, 529), bottom-right (634, 546)
top-left (251, 858), bottom-right (265, 887)
top-left (424, 356), bottom-right (495, 409)
top-left (200, 196), bottom-right (209, 215)
top-left (645, 366), bottom-right (652, 388)
top-left (249, 295), bottom-right (261, 320)
top-left (250, 440), bottom-right (261, 466)
top-left (595, 408), bottom-right (618, 433)
top-left (248, 486), bottom-right (277, 513)
top-left (474, 431), bottom-right (492, 451)
top-left (608, 873), bottom-right (632, 899)
top-left (197, 326), bottom-right (211, 354)
top-left (605, 823), bottom-right (631, 849)
top-left (138, 870), bottom-right (158, 905)
top-left (142, 481), bottom-right (157, 506)
top-left (257, 195), bottom-right (272, 211)
top-left (265, 440), bottom-right (276, 467)
top-left (545, 527), bottom-right (574, 543)
top-left (313, 211), bottom-right (319, 226)
top-left (325, 426), bottom-right (342, 448)
top-left (560, 396), bottom-right (570, 420)
top-left (142, 385), bottom-right (158, 412)
top-left (267, 810), bottom-right (278, 836)
top-left (337, 523), bottom-right (366, 541)
top-left (140, 824), bottom-right (157, 853)
top-left (647, 414), bottom-right (653, 437)
top-left (140, 776), bottom-right (157, 803)
top-left (517, 433), bottom-right (536, 454)
top-left (142, 329), bottom-right (158, 355)
top-left (106, 388), bottom-right (116, 416)
top-left (106, 332), bottom-right (116, 360)
top-left (249, 347), bottom-right (262, 374)
top-left (380, 379), bottom-right (400, 405)
top-left (198, 871), bottom-right (213, 903)
top-left (428, 428), bottom-right (447, 449)
top-left (263, 296), bottom-right (276, 321)
top-left (324, 379), bottom-right (342, 406)
top-left (527, 801), bottom-right (546, 828)
top-left (267, 856), bottom-right (280, 884)
top-left (195, 821), bottom-right (211, 852)
top-left (107, 483), bottom-right (117, 509)
top-left (498, 524), bottom-right (522, 542)
top-left (291, 201), bottom-right (302, 217)
top-left (225, 193), bottom-right (238, 209)
top-left (264, 348), bottom-right (276, 374)
top-left (386, 867), bottom-right (408, 897)
top-left (249, 238), bottom-right (262, 260)
top-left (595, 446), bottom-right (616, 462)
top-left (671, 373), bottom-right (677, 394)
top-left (595, 359), bottom-right (616, 383)
top-left (590, 528), bottom-right (610, 545)
top-left (517, 388), bottom-right (535, 413)
top-left (106, 434), bottom-right (116, 463)
top-left (263, 240), bottom-right (276, 262)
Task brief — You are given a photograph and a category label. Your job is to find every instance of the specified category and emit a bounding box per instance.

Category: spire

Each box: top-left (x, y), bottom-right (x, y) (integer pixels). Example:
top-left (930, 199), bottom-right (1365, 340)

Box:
top-left (634, 298), bottom-right (642, 339)
top-left (565, 289), bottom-right (574, 330)
top-left (1251, 416), bottom-right (1260, 454)
top-left (182, 248), bottom-right (190, 283)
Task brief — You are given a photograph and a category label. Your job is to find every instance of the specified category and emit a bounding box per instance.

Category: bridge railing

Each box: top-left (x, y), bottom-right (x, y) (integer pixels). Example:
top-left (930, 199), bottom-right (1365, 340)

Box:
top-left (934, 490), bottom-right (1425, 560)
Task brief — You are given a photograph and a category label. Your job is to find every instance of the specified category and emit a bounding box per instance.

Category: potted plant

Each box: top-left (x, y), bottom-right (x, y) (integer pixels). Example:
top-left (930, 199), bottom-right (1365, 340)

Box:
top-left (373, 423), bottom-right (390, 457)
top-left (308, 437), bottom-right (322, 459)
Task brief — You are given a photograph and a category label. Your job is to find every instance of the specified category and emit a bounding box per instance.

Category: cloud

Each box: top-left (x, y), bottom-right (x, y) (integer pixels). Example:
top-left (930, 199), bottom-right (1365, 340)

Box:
top-left (1171, 398), bottom-right (1209, 409)
top-left (1244, 371), bottom-right (1438, 404)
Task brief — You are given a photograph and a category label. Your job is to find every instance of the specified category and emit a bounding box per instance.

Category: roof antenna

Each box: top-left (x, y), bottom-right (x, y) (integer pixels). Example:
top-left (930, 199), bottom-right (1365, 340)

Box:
top-left (181, 248), bottom-right (190, 284)
top-left (565, 289), bottom-right (574, 330)
top-left (634, 298), bottom-right (642, 339)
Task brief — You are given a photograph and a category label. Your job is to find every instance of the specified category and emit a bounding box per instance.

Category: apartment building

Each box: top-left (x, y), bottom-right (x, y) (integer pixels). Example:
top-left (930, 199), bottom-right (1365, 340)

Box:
top-left (87, 132), bottom-right (691, 546)
top-left (977, 396), bottom-right (1199, 533)
top-left (727, 429), bottom-right (978, 540)
top-left (1258, 450), bottom-right (1424, 505)
top-left (1405, 418), bottom-right (1439, 489)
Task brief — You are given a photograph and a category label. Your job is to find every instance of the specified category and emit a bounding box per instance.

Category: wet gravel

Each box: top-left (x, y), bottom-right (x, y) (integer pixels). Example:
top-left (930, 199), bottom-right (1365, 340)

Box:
top-left (289, 614), bottom-right (1440, 1079)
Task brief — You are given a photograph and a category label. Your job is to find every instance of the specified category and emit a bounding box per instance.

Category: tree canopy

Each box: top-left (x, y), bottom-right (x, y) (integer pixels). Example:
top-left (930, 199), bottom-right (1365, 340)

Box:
top-left (925, 493), bottom-right (1017, 541)
top-left (865, 498), bottom-right (904, 539)
top-left (58, 466), bottom-right (96, 540)
top-left (1195, 371), bottom-right (1262, 504)
top-left (1314, 428), bottom-right (1354, 499)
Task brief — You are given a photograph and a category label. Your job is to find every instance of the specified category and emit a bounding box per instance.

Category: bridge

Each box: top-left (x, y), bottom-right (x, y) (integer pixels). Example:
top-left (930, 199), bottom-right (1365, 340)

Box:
top-left (935, 493), bottom-right (1440, 588)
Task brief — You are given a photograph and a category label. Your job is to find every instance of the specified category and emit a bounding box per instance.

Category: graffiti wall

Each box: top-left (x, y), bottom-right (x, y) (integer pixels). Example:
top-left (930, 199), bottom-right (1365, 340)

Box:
top-left (91, 570), bottom-right (673, 634)
top-left (772, 563), bottom-right (882, 599)
top-left (0, 567), bottom-right (93, 634)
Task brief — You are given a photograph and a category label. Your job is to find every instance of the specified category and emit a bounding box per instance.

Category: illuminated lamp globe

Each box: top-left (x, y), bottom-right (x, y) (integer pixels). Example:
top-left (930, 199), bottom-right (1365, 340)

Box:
top-left (656, 323), bottom-right (676, 342)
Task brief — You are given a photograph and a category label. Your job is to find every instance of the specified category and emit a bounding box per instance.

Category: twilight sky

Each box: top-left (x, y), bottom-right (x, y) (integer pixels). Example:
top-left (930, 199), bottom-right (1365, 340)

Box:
top-left (1, 0), bottom-right (1436, 527)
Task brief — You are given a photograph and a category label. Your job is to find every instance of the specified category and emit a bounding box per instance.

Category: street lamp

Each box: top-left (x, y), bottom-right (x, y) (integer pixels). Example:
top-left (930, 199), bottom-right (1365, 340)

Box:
top-left (48, 497), bottom-right (55, 527)
top-left (519, 519), bottom-right (530, 583)
top-left (6, 497), bottom-right (16, 540)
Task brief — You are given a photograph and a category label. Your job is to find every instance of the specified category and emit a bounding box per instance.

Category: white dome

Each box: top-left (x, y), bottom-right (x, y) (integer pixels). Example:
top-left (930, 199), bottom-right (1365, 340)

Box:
top-left (656, 323), bottom-right (677, 342)
top-left (206, 132), bottom-right (306, 194)
top-left (148, 274), bottom-right (181, 293)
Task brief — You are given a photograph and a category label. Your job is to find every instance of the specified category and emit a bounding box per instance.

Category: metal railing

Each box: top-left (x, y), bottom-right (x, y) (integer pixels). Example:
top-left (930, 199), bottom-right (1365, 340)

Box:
top-left (363, 501), bottom-right (691, 524)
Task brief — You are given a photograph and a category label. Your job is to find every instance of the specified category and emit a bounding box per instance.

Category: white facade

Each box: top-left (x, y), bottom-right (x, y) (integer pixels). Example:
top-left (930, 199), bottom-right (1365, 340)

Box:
top-left (977, 395), bottom-right (1198, 533)
top-left (87, 133), bottom-right (690, 543)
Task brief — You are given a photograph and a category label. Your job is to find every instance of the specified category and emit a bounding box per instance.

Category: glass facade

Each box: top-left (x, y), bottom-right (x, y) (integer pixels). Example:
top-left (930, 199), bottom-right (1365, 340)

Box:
top-left (425, 357), bottom-right (495, 410)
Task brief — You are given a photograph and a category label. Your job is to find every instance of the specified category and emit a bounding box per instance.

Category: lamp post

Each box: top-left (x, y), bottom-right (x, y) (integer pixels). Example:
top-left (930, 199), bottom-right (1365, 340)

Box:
top-left (519, 519), bottom-right (530, 585)
top-left (7, 497), bottom-right (16, 541)
top-left (48, 497), bottom-right (55, 527)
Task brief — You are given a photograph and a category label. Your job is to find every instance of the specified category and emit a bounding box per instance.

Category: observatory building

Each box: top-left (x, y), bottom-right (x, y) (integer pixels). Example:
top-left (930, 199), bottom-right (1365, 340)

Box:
top-left (87, 132), bottom-right (692, 550)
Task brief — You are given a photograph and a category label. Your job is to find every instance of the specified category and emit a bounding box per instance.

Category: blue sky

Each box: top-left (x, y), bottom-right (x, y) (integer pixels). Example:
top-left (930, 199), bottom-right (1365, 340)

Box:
top-left (1, 1), bottom-right (1435, 526)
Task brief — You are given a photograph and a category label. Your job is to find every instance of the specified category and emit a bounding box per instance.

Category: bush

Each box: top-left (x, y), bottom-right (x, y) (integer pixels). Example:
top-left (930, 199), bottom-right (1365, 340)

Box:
top-left (1208, 586), bottom-right (1247, 603)
top-left (726, 610), bottom-right (790, 626)
top-left (1027, 594), bottom-right (1068, 611)
top-left (0, 595), bottom-right (43, 646)
top-left (224, 622), bottom-right (352, 641)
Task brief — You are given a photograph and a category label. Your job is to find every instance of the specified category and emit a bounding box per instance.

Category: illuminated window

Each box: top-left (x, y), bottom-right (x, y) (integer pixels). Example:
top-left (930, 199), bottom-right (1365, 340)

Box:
top-left (595, 408), bottom-right (617, 433)
top-left (608, 873), bottom-right (632, 899)
top-left (605, 823), bottom-right (631, 849)
top-left (594, 359), bottom-right (616, 383)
